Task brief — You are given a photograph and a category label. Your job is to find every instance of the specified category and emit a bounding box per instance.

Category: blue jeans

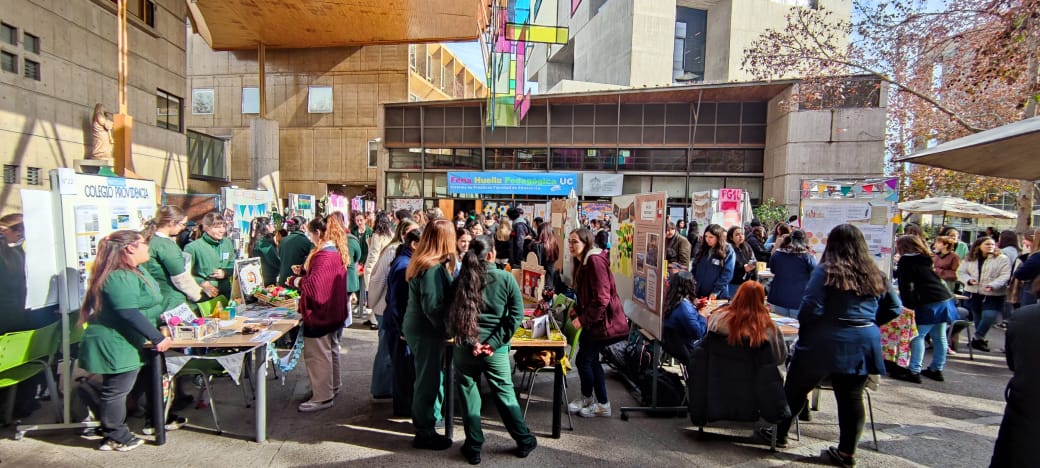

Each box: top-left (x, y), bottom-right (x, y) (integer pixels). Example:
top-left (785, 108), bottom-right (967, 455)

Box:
top-left (969, 294), bottom-right (1005, 339)
top-left (575, 337), bottom-right (609, 404)
top-left (909, 323), bottom-right (947, 373)
top-left (770, 304), bottom-right (799, 319)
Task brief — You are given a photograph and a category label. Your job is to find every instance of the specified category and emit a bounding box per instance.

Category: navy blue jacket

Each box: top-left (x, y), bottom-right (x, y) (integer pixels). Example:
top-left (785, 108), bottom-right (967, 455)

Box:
top-left (794, 263), bottom-right (902, 375)
top-left (663, 299), bottom-right (707, 357)
top-left (383, 244), bottom-right (413, 338)
top-left (767, 250), bottom-right (817, 310)
top-left (693, 245), bottom-right (735, 299)
top-left (1014, 253), bottom-right (1040, 282)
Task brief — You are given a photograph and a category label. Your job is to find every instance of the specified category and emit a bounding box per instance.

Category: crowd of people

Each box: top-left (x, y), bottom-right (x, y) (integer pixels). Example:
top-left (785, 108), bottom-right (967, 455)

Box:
top-left (3, 201), bottom-right (1038, 466)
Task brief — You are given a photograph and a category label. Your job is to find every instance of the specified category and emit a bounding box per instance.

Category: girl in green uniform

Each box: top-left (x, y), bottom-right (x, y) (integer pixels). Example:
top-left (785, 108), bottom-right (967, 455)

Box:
top-left (404, 218), bottom-right (456, 451)
top-left (141, 206), bottom-right (215, 312)
top-left (78, 230), bottom-right (172, 452)
top-left (278, 216), bottom-right (313, 287)
top-left (247, 217), bottom-right (280, 286)
top-left (184, 212), bottom-right (236, 298)
top-left (447, 237), bottom-right (537, 464)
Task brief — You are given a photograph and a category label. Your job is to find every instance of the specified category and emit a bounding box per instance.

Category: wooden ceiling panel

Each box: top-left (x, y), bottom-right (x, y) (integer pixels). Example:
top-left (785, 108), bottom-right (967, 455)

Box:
top-left (190, 0), bottom-right (488, 50)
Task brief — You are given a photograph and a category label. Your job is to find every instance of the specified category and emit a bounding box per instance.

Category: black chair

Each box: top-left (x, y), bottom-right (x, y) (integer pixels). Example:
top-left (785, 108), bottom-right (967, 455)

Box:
top-left (687, 332), bottom-right (790, 451)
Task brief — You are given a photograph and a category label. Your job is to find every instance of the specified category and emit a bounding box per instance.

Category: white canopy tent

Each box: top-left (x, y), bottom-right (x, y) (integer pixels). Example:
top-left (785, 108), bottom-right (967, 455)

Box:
top-left (898, 196), bottom-right (1017, 224)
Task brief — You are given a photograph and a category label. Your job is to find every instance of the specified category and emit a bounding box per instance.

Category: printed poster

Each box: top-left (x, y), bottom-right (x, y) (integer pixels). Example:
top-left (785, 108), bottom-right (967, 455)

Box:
top-left (612, 192), bottom-right (666, 339)
top-left (801, 199), bottom-right (895, 274)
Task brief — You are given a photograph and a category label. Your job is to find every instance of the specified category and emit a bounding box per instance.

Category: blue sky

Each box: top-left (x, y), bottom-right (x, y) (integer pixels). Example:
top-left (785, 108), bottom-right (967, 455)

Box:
top-left (444, 41), bottom-right (487, 77)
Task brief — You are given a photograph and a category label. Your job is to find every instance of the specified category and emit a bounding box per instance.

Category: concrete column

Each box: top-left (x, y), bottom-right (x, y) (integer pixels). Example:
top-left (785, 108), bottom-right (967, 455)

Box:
top-left (250, 118), bottom-right (282, 211)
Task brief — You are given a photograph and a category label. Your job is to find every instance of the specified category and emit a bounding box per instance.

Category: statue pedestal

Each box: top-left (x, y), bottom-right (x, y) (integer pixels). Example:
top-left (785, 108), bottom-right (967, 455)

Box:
top-left (75, 159), bottom-right (116, 176)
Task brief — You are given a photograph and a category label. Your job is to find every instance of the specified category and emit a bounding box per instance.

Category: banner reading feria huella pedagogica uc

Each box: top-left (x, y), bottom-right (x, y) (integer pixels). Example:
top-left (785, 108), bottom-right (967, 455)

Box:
top-left (448, 172), bottom-right (578, 196)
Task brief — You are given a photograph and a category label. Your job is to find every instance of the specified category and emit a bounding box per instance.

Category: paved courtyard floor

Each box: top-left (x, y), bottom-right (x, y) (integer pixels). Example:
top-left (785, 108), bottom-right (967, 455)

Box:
top-left (0, 324), bottom-right (1010, 467)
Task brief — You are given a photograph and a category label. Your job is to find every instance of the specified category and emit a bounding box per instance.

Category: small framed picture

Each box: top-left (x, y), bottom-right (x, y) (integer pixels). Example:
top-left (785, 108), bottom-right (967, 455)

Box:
top-left (192, 88), bottom-right (215, 115)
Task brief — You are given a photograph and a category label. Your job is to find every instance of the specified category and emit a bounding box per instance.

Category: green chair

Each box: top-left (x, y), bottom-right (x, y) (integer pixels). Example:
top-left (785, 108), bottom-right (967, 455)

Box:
top-left (0, 321), bottom-right (61, 424)
top-left (518, 314), bottom-right (582, 431)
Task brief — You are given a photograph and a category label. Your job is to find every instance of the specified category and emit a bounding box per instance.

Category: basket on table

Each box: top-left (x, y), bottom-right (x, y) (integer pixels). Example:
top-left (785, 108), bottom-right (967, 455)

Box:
top-left (253, 291), bottom-right (299, 309)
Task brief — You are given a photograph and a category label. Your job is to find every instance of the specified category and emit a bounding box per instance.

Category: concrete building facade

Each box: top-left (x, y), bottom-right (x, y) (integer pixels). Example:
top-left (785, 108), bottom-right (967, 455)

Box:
top-left (1, 0), bottom-right (189, 212)
top-left (380, 78), bottom-right (886, 214)
top-left (185, 38), bottom-right (485, 202)
top-left (527, 0), bottom-right (850, 92)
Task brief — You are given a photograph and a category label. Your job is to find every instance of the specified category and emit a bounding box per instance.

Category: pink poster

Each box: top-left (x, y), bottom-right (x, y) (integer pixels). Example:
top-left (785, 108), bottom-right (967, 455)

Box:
top-left (718, 188), bottom-right (743, 229)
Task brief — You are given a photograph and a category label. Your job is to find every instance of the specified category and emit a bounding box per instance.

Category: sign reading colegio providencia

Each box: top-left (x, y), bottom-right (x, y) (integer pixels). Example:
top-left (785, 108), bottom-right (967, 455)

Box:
top-left (447, 172), bottom-right (578, 196)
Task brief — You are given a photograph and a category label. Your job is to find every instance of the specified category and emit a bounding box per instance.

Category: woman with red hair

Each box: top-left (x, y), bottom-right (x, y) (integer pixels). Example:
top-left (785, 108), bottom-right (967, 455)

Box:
top-left (706, 281), bottom-right (787, 365)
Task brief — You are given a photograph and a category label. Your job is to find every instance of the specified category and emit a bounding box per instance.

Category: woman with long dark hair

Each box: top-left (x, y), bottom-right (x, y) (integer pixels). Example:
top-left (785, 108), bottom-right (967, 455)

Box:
top-left (957, 236), bottom-right (1011, 351)
top-left (893, 235), bottom-right (958, 383)
top-left (78, 230), bottom-right (172, 451)
top-left (726, 226), bottom-right (758, 297)
top-left (285, 217), bottom-right (350, 412)
top-left (385, 226), bottom-right (422, 416)
top-left (278, 216), bottom-right (314, 286)
top-left (567, 228), bottom-right (628, 418)
top-left (692, 224), bottom-right (736, 299)
top-left (184, 212), bottom-right (236, 298)
top-left (530, 223), bottom-right (561, 292)
top-left (661, 271), bottom-right (707, 360)
top-left (369, 219), bottom-right (420, 399)
top-left (247, 216), bottom-right (280, 286)
top-left (764, 224), bottom-right (901, 467)
top-left (939, 226), bottom-right (969, 259)
top-left (706, 281), bottom-right (787, 365)
top-left (447, 237), bottom-right (537, 464)
top-left (404, 218), bottom-right (457, 450)
top-left (767, 230), bottom-right (817, 318)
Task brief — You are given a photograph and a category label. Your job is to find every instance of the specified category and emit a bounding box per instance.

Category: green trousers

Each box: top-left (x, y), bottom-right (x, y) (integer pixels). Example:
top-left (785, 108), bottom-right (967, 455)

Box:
top-left (454, 344), bottom-right (536, 452)
top-left (405, 334), bottom-right (444, 437)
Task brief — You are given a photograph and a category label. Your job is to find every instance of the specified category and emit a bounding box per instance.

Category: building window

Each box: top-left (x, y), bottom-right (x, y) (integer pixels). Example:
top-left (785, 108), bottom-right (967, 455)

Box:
top-left (110, 0), bottom-right (156, 28)
top-left (156, 89), bottom-right (183, 132)
top-left (307, 86), bottom-right (333, 114)
top-left (674, 7), bottom-right (707, 83)
top-left (26, 167), bottom-right (42, 185)
top-left (368, 140), bottom-right (379, 168)
top-left (23, 33), bottom-right (39, 54)
top-left (191, 88), bottom-right (214, 115)
top-left (1, 23), bottom-right (16, 46)
top-left (241, 87), bottom-right (260, 114)
top-left (23, 58), bottom-right (39, 80)
top-left (3, 165), bottom-right (18, 184)
top-left (1, 50), bottom-right (15, 73)
top-left (187, 130), bottom-right (228, 181)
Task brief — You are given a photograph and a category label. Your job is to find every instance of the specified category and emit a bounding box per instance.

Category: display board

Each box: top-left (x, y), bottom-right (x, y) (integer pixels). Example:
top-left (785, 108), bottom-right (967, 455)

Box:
top-left (800, 178), bottom-right (899, 274)
top-left (50, 169), bottom-right (158, 310)
top-left (222, 188), bottom-right (274, 255)
top-left (21, 189), bottom-right (60, 310)
top-left (580, 202), bottom-right (612, 224)
top-left (287, 193), bottom-right (315, 220)
top-left (610, 192), bottom-right (667, 339)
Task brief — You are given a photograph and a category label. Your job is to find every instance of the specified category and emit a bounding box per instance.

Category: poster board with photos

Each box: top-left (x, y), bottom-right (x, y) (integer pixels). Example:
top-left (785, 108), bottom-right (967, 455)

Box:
top-left (610, 192), bottom-right (667, 339)
top-left (235, 257), bottom-right (263, 303)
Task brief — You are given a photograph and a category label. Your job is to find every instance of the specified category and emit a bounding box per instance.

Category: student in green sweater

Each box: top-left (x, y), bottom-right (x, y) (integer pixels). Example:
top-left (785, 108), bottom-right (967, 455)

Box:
top-left (447, 237), bottom-right (537, 464)
top-left (351, 211), bottom-right (373, 312)
top-left (78, 230), bottom-right (173, 452)
top-left (404, 218), bottom-right (457, 451)
top-left (247, 216), bottom-right (280, 286)
top-left (184, 212), bottom-right (236, 298)
top-left (278, 216), bottom-right (314, 287)
top-left (141, 206), bottom-right (215, 313)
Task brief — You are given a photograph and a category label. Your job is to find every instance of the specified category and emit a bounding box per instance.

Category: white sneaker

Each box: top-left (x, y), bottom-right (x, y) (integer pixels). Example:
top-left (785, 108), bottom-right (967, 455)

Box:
top-left (298, 399), bottom-right (334, 412)
top-left (579, 401), bottom-right (611, 418)
top-left (567, 396), bottom-right (594, 414)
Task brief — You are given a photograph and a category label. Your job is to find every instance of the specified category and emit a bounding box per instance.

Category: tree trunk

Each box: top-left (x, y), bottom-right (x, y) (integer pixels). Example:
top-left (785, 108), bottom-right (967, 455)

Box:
top-left (1016, 180), bottom-right (1034, 233)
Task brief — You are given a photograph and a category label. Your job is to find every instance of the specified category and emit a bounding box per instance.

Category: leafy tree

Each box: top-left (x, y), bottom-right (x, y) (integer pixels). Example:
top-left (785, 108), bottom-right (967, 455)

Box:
top-left (742, 0), bottom-right (1039, 231)
top-left (753, 198), bottom-right (790, 228)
